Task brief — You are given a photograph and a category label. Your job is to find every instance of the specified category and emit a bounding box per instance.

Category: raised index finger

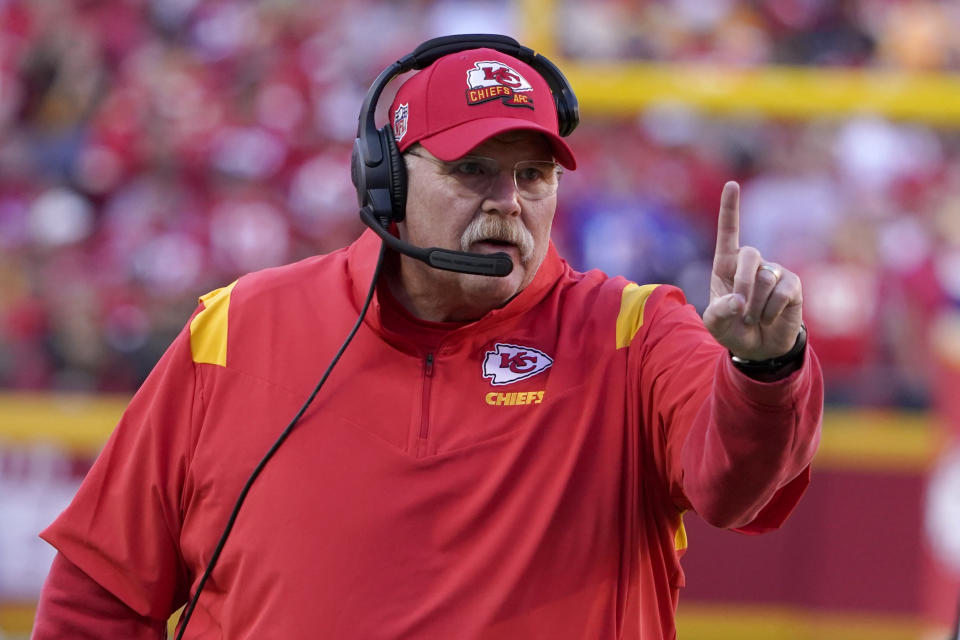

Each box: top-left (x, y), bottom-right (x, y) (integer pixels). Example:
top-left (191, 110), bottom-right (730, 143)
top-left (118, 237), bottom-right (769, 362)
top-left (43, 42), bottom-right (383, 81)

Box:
top-left (714, 181), bottom-right (741, 262)
top-left (713, 180), bottom-right (740, 264)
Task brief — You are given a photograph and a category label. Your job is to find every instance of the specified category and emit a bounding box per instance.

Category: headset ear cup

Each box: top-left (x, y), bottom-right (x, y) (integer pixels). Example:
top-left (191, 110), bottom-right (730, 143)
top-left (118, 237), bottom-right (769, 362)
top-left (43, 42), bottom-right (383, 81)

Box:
top-left (551, 89), bottom-right (579, 137)
top-left (349, 142), bottom-right (363, 195)
top-left (382, 125), bottom-right (407, 222)
top-left (555, 100), bottom-right (573, 137)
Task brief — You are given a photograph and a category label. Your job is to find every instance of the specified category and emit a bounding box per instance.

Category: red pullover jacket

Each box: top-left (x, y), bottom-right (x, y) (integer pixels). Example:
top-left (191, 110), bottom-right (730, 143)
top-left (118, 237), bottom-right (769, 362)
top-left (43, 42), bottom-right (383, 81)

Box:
top-left (36, 230), bottom-right (823, 639)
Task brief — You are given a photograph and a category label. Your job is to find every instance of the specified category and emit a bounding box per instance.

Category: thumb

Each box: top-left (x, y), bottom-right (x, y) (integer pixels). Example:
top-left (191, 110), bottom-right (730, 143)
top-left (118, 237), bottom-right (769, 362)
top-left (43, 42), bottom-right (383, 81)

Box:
top-left (702, 293), bottom-right (744, 339)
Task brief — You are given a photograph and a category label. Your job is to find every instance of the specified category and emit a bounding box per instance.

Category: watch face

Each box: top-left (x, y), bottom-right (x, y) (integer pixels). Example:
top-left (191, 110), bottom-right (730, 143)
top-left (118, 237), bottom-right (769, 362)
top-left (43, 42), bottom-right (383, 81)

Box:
top-left (925, 445), bottom-right (960, 573)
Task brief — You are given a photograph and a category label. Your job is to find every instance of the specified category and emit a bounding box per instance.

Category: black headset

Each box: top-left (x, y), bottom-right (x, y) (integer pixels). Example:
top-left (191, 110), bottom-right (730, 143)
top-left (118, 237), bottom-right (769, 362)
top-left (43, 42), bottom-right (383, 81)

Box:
top-left (350, 33), bottom-right (579, 277)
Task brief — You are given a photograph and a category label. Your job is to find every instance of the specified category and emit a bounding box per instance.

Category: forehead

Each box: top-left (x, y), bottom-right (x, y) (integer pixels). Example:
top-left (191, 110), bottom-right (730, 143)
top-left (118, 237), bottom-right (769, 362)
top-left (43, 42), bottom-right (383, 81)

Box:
top-left (466, 131), bottom-right (554, 160)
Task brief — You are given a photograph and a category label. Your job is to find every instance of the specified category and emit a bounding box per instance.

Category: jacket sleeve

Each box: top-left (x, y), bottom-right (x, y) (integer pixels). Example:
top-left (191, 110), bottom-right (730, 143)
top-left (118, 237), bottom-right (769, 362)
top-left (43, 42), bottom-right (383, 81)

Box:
top-left (32, 552), bottom-right (168, 639)
top-left (630, 285), bottom-right (824, 531)
top-left (37, 314), bottom-right (203, 622)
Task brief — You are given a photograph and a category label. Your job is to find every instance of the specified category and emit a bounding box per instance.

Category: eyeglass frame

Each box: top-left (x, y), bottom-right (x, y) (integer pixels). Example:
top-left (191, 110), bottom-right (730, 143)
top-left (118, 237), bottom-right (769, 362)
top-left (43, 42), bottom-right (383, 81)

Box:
top-left (405, 149), bottom-right (564, 201)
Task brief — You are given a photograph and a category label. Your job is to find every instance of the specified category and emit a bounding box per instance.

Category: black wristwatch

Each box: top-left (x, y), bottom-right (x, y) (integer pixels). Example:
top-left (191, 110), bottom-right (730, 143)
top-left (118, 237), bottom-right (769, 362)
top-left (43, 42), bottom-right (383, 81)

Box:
top-left (730, 323), bottom-right (807, 376)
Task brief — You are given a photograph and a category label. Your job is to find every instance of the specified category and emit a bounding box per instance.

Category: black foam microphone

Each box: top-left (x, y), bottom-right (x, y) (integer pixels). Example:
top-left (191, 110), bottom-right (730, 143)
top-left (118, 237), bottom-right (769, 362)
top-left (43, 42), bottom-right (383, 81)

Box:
top-left (359, 206), bottom-right (513, 277)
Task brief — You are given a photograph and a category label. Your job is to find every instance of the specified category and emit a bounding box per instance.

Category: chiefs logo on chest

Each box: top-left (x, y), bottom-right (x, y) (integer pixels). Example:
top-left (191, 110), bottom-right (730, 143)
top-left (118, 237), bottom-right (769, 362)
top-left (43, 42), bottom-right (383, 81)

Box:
top-left (482, 343), bottom-right (553, 385)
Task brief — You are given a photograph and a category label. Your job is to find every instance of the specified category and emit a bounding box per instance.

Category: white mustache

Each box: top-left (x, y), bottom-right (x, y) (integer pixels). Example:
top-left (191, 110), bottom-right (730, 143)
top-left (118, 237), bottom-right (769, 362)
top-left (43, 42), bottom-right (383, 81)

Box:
top-left (460, 216), bottom-right (535, 265)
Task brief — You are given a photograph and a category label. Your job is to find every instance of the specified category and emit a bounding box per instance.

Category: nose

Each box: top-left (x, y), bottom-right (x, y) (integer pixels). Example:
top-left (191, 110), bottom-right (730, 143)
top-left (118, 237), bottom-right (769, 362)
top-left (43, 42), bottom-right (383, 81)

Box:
top-left (481, 169), bottom-right (521, 217)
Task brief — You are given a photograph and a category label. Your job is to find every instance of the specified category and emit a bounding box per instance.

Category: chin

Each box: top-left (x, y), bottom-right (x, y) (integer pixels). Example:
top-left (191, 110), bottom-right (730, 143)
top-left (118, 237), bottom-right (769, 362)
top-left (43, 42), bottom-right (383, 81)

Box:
top-left (461, 270), bottom-right (525, 307)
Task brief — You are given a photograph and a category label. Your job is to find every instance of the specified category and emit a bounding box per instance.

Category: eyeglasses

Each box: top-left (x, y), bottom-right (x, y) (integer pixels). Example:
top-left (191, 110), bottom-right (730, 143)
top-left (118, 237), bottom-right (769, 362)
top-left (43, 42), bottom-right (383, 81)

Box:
top-left (406, 151), bottom-right (563, 201)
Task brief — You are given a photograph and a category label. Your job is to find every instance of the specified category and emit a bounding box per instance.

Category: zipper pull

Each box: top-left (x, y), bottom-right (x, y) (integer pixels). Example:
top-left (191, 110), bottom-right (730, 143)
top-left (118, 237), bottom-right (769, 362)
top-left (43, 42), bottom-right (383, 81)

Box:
top-left (424, 352), bottom-right (435, 376)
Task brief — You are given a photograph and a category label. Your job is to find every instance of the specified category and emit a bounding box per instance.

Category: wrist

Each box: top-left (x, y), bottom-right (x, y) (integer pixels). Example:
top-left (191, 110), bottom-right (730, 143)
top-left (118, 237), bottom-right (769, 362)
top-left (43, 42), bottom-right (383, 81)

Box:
top-left (730, 323), bottom-right (807, 380)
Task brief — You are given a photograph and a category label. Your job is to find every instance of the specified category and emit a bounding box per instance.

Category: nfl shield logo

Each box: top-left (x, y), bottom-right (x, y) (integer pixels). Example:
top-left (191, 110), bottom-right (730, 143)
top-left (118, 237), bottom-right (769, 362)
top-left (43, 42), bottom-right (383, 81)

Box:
top-left (393, 103), bottom-right (409, 143)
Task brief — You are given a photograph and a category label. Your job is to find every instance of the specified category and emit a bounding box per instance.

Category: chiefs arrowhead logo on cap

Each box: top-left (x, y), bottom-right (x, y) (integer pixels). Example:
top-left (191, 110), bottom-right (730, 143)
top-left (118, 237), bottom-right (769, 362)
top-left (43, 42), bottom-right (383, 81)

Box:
top-left (482, 343), bottom-right (553, 385)
top-left (465, 61), bottom-right (535, 110)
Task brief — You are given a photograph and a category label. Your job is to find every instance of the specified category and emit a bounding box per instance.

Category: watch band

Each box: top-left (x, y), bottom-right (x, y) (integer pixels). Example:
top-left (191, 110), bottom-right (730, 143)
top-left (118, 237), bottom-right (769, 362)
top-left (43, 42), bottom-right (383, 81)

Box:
top-left (730, 323), bottom-right (807, 375)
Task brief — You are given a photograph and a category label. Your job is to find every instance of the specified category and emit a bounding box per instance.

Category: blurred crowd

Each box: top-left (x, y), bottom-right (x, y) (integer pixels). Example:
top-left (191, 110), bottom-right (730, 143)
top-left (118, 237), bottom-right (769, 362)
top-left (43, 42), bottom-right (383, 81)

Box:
top-left (560, 0), bottom-right (960, 68)
top-left (2, 0), bottom-right (960, 406)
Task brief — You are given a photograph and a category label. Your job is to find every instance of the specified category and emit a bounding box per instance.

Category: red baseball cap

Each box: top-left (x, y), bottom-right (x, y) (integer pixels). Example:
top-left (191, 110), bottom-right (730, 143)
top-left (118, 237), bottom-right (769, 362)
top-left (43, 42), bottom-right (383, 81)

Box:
top-left (389, 48), bottom-right (576, 169)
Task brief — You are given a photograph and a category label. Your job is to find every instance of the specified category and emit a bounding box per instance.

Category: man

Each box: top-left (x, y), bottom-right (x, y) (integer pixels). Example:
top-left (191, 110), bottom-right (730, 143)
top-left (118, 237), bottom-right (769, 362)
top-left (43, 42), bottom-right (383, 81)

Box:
top-left (33, 42), bottom-right (822, 639)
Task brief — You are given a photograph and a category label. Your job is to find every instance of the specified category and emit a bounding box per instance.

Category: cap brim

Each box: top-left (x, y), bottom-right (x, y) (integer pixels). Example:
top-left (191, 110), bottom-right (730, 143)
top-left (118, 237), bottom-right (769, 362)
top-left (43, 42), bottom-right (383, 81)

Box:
top-left (419, 118), bottom-right (577, 170)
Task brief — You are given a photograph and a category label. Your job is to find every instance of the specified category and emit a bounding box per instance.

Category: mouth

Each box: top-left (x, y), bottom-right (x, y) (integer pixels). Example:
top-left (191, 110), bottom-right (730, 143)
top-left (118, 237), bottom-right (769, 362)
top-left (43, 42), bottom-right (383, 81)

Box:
top-left (472, 238), bottom-right (517, 254)
top-left (477, 238), bottom-right (514, 248)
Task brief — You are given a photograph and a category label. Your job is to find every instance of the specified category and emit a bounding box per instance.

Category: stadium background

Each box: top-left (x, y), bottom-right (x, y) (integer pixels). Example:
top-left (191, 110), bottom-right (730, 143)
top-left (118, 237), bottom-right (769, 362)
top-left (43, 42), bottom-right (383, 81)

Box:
top-left (2, 0), bottom-right (960, 637)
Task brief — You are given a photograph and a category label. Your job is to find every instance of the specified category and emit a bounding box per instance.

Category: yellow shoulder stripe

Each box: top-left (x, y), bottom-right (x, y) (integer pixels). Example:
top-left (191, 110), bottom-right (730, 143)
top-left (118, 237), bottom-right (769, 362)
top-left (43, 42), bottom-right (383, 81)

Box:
top-left (615, 283), bottom-right (660, 349)
top-left (675, 510), bottom-right (688, 552)
top-left (189, 280), bottom-right (238, 366)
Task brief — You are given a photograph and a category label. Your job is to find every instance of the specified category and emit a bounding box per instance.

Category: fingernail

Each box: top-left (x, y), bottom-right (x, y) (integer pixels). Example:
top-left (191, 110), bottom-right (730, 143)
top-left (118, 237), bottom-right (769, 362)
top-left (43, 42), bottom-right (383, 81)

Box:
top-left (727, 294), bottom-right (744, 313)
top-left (744, 315), bottom-right (755, 325)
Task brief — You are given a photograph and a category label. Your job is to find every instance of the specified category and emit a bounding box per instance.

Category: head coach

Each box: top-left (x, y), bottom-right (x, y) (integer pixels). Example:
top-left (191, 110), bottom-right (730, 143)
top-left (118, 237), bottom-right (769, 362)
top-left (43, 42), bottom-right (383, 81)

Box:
top-left (32, 35), bottom-right (823, 640)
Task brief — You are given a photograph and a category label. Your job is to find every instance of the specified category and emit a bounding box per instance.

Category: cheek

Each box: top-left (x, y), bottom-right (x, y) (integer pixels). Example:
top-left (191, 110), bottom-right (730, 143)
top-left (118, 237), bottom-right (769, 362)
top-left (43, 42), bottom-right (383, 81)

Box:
top-left (527, 204), bottom-right (556, 243)
top-left (402, 175), bottom-right (438, 239)
top-left (403, 179), bottom-right (473, 245)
